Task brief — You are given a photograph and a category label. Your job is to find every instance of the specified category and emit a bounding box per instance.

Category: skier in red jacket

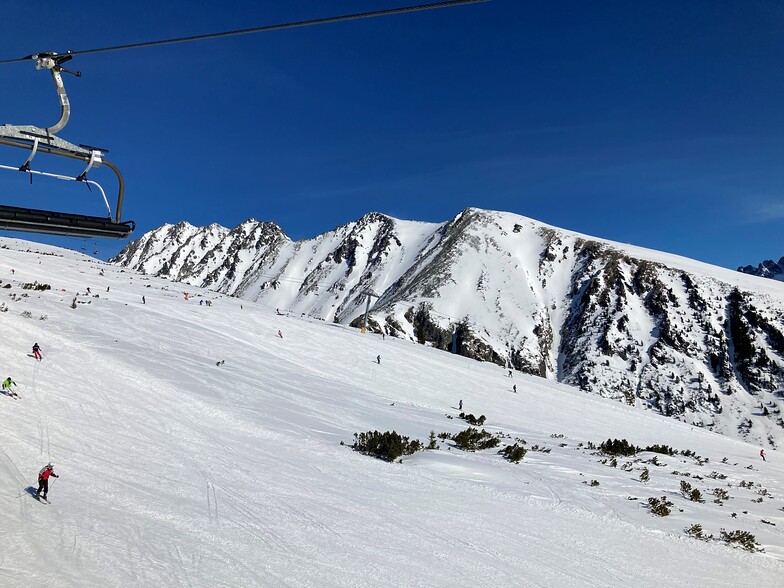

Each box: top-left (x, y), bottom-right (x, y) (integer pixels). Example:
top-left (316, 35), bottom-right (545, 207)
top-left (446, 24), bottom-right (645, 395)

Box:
top-left (36, 463), bottom-right (59, 501)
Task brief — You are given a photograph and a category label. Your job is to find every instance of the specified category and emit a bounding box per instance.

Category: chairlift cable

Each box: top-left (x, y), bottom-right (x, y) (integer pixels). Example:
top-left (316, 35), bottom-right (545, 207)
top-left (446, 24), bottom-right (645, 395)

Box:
top-left (0, 0), bottom-right (488, 65)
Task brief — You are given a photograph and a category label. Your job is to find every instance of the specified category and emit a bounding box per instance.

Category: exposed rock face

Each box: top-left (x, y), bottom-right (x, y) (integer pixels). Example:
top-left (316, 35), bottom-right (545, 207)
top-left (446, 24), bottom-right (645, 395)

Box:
top-left (112, 208), bottom-right (784, 446)
top-left (739, 257), bottom-right (784, 282)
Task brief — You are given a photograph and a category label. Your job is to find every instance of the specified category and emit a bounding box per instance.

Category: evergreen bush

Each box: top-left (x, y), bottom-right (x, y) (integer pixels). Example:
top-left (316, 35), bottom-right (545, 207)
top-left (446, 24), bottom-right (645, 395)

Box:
top-left (499, 443), bottom-right (526, 463)
top-left (453, 427), bottom-right (500, 451)
top-left (647, 496), bottom-right (673, 516)
top-left (458, 412), bottom-right (486, 426)
top-left (600, 438), bottom-right (638, 456)
top-left (352, 430), bottom-right (423, 462)
top-left (720, 529), bottom-right (760, 552)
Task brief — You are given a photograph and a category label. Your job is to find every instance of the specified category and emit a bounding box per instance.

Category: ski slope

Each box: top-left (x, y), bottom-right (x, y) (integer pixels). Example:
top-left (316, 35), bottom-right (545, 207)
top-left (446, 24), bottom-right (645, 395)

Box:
top-left (0, 238), bottom-right (782, 587)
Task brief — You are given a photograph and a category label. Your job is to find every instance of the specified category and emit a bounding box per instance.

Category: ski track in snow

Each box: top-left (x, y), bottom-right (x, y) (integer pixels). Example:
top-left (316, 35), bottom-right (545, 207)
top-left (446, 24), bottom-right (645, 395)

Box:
top-left (0, 239), bottom-right (781, 586)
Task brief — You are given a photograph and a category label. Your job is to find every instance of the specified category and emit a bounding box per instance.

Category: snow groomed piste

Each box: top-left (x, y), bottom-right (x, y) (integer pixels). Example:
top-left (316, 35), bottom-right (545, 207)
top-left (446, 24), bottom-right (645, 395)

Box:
top-left (0, 237), bottom-right (781, 587)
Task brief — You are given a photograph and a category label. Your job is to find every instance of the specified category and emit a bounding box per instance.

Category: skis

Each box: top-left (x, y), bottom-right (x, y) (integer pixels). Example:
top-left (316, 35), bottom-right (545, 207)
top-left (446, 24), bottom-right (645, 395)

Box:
top-left (33, 495), bottom-right (49, 504)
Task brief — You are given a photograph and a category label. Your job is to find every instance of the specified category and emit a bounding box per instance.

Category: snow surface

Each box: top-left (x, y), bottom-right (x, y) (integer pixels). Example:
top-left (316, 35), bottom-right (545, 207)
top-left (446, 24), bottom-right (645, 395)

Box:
top-left (0, 237), bottom-right (783, 587)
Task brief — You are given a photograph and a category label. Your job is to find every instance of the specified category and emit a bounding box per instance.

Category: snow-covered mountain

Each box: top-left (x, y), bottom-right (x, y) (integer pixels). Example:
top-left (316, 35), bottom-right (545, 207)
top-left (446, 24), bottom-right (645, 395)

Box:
top-left (112, 208), bottom-right (784, 447)
top-left (739, 256), bottom-right (784, 282)
top-left (1, 237), bottom-right (783, 586)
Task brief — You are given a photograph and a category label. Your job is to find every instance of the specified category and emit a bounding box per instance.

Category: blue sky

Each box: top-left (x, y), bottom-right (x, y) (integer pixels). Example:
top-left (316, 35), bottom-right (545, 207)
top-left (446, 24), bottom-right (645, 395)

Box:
top-left (0, 0), bottom-right (782, 269)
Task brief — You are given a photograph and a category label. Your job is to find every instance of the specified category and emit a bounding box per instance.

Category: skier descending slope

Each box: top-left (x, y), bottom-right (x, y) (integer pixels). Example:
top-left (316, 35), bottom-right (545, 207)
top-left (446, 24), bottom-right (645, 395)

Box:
top-left (32, 342), bottom-right (43, 361)
top-left (2, 376), bottom-right (19, 398)
top-left (36, 463), bottom-right (59, 502)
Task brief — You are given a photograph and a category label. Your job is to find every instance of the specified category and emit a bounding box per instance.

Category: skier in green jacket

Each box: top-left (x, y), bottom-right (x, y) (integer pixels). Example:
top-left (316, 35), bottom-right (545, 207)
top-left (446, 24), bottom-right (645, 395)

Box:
top-left (2, 377), bottom-right (18, 398)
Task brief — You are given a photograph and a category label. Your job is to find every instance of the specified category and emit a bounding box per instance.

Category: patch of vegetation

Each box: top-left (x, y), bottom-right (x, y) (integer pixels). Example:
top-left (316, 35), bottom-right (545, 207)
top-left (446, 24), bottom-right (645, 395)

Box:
top-left (599, 438), bottom-right (638, 456)
top-left (589, 479), bottom-right (600, 487)
top-left (458, 412), bottom-right (486, 426)
top-left (529, 444), bottom-right (551, 453)
top-left (647, 496), bottom-right (673, 516)
top-left (19, 311), bottom-right (32, 319)
top-left (352, 430), bottom-right (423, 462)
top-left (644, 444), bottom-right (675, 456)
top-left (22, 281), bottom-right (51, 291)
top-left (639, 467), bottom-right (650, 484)
top-left (685, 524), bottom-right (712, 541)
top-left (713, 488), bottom-right (730, 503)
top-left (720, 529), bottom-right (761, 552)
top-left (426, 431), bottom-right (439, 450)
top-left (452, 427), bottom-right (500, 452)
top-left (498, 443), bottom-right (526, 463)
top-left (680, 480), bottom-right (705, 503)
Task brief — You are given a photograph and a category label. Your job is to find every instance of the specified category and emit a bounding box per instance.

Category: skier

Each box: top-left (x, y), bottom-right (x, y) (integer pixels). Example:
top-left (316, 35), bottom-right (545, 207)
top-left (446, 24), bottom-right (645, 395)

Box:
top-left (459, 399), bottom-right (463, 411)
top-left (86, 287), bottom-right (91, 294)
top-left (200, 299), bottom-right (203, 306)
top-left (2, 376), bottom-right (18, 397)
top-left (513, 384), bottom-right (517, 393)
top-left (35, 463), bottom-right (59, 501)
top-left (278, 330), bottom-right (283, 339)
top-left (376, 355), bottom-right (381, 365)
top-left (508, 369), bottom-right (513, 378)
top-left (142, 295), bottom-right (145, 304)
top-left (760, 449), bottom-right (766, 461)
top-left (32, 343), bottom-right (43, 361)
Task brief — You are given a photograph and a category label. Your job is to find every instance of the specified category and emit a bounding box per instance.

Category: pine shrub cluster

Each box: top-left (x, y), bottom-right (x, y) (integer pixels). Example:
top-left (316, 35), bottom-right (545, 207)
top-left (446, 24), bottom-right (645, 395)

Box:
top-left (599, 438), bottom-right (638, 456)
top-left (647, 496), bottom-right (674, 516)
top-left (680, 480), bottom-right (705, 503)
top-left (22, 281), bottom-right (51, 291)
top-left (458, 412), bottom-right (486, 426)
top-left (720, 529), bottom-right (760, 552)
top-left (352, 430), bottom-right (423, 462)
top-left (453, 427), bottom-right (500, 451)
top-left (498, 443), bottom-right (526, 463)
top-left (644, 444), bottom-right (675, 456)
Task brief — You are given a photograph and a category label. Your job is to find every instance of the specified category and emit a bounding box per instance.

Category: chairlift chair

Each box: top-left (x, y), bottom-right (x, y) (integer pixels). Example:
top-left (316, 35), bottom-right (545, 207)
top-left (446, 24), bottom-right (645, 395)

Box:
top-left (0, 51), bottom-right (134, 239)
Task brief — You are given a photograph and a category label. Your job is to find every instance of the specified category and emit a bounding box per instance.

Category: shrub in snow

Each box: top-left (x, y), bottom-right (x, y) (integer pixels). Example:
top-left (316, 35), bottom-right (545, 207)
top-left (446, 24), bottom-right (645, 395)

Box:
top-left (589, 480), bottom-right (600, 487)
top-left (713, 488), bottom-right (730, 503)
top-left (20, 311), bottom-right (32, 318)
top-left (644, 444), bottom-right (675, 456)
top-left (352, 430), bottom-right (423, 462)
top-left (499, 443), bottom-right (526, 463)
top-left (452, 427), bottom-right (500, 451)
top-left (458, 412), bottom-right (486, 426)
top-left (720, 529), bottom-right (760, 552)
top-left (639, 467), bottom-right (650, 484)
top-left (680, 480), bottom-right (705, 503)
top-left (22, 281), bottom-right (51, 291)
top-left (427, 431), bottom-right (439, 450)
top-left (599, 438), bottom-right (638, 456)
top-left (647, 496), bottom-right (673, 516)
top-left (685, 524), bottom-right (712, 541)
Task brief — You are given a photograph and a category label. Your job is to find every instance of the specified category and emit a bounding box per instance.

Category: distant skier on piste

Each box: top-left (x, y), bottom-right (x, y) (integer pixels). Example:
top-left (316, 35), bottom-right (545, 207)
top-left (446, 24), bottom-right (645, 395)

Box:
top-left (32, 342), bottom-right (43, 361)
top-left (2, 376), bottom-right (18, 398)
top-left (36, 463), bottom-right (59, 502)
